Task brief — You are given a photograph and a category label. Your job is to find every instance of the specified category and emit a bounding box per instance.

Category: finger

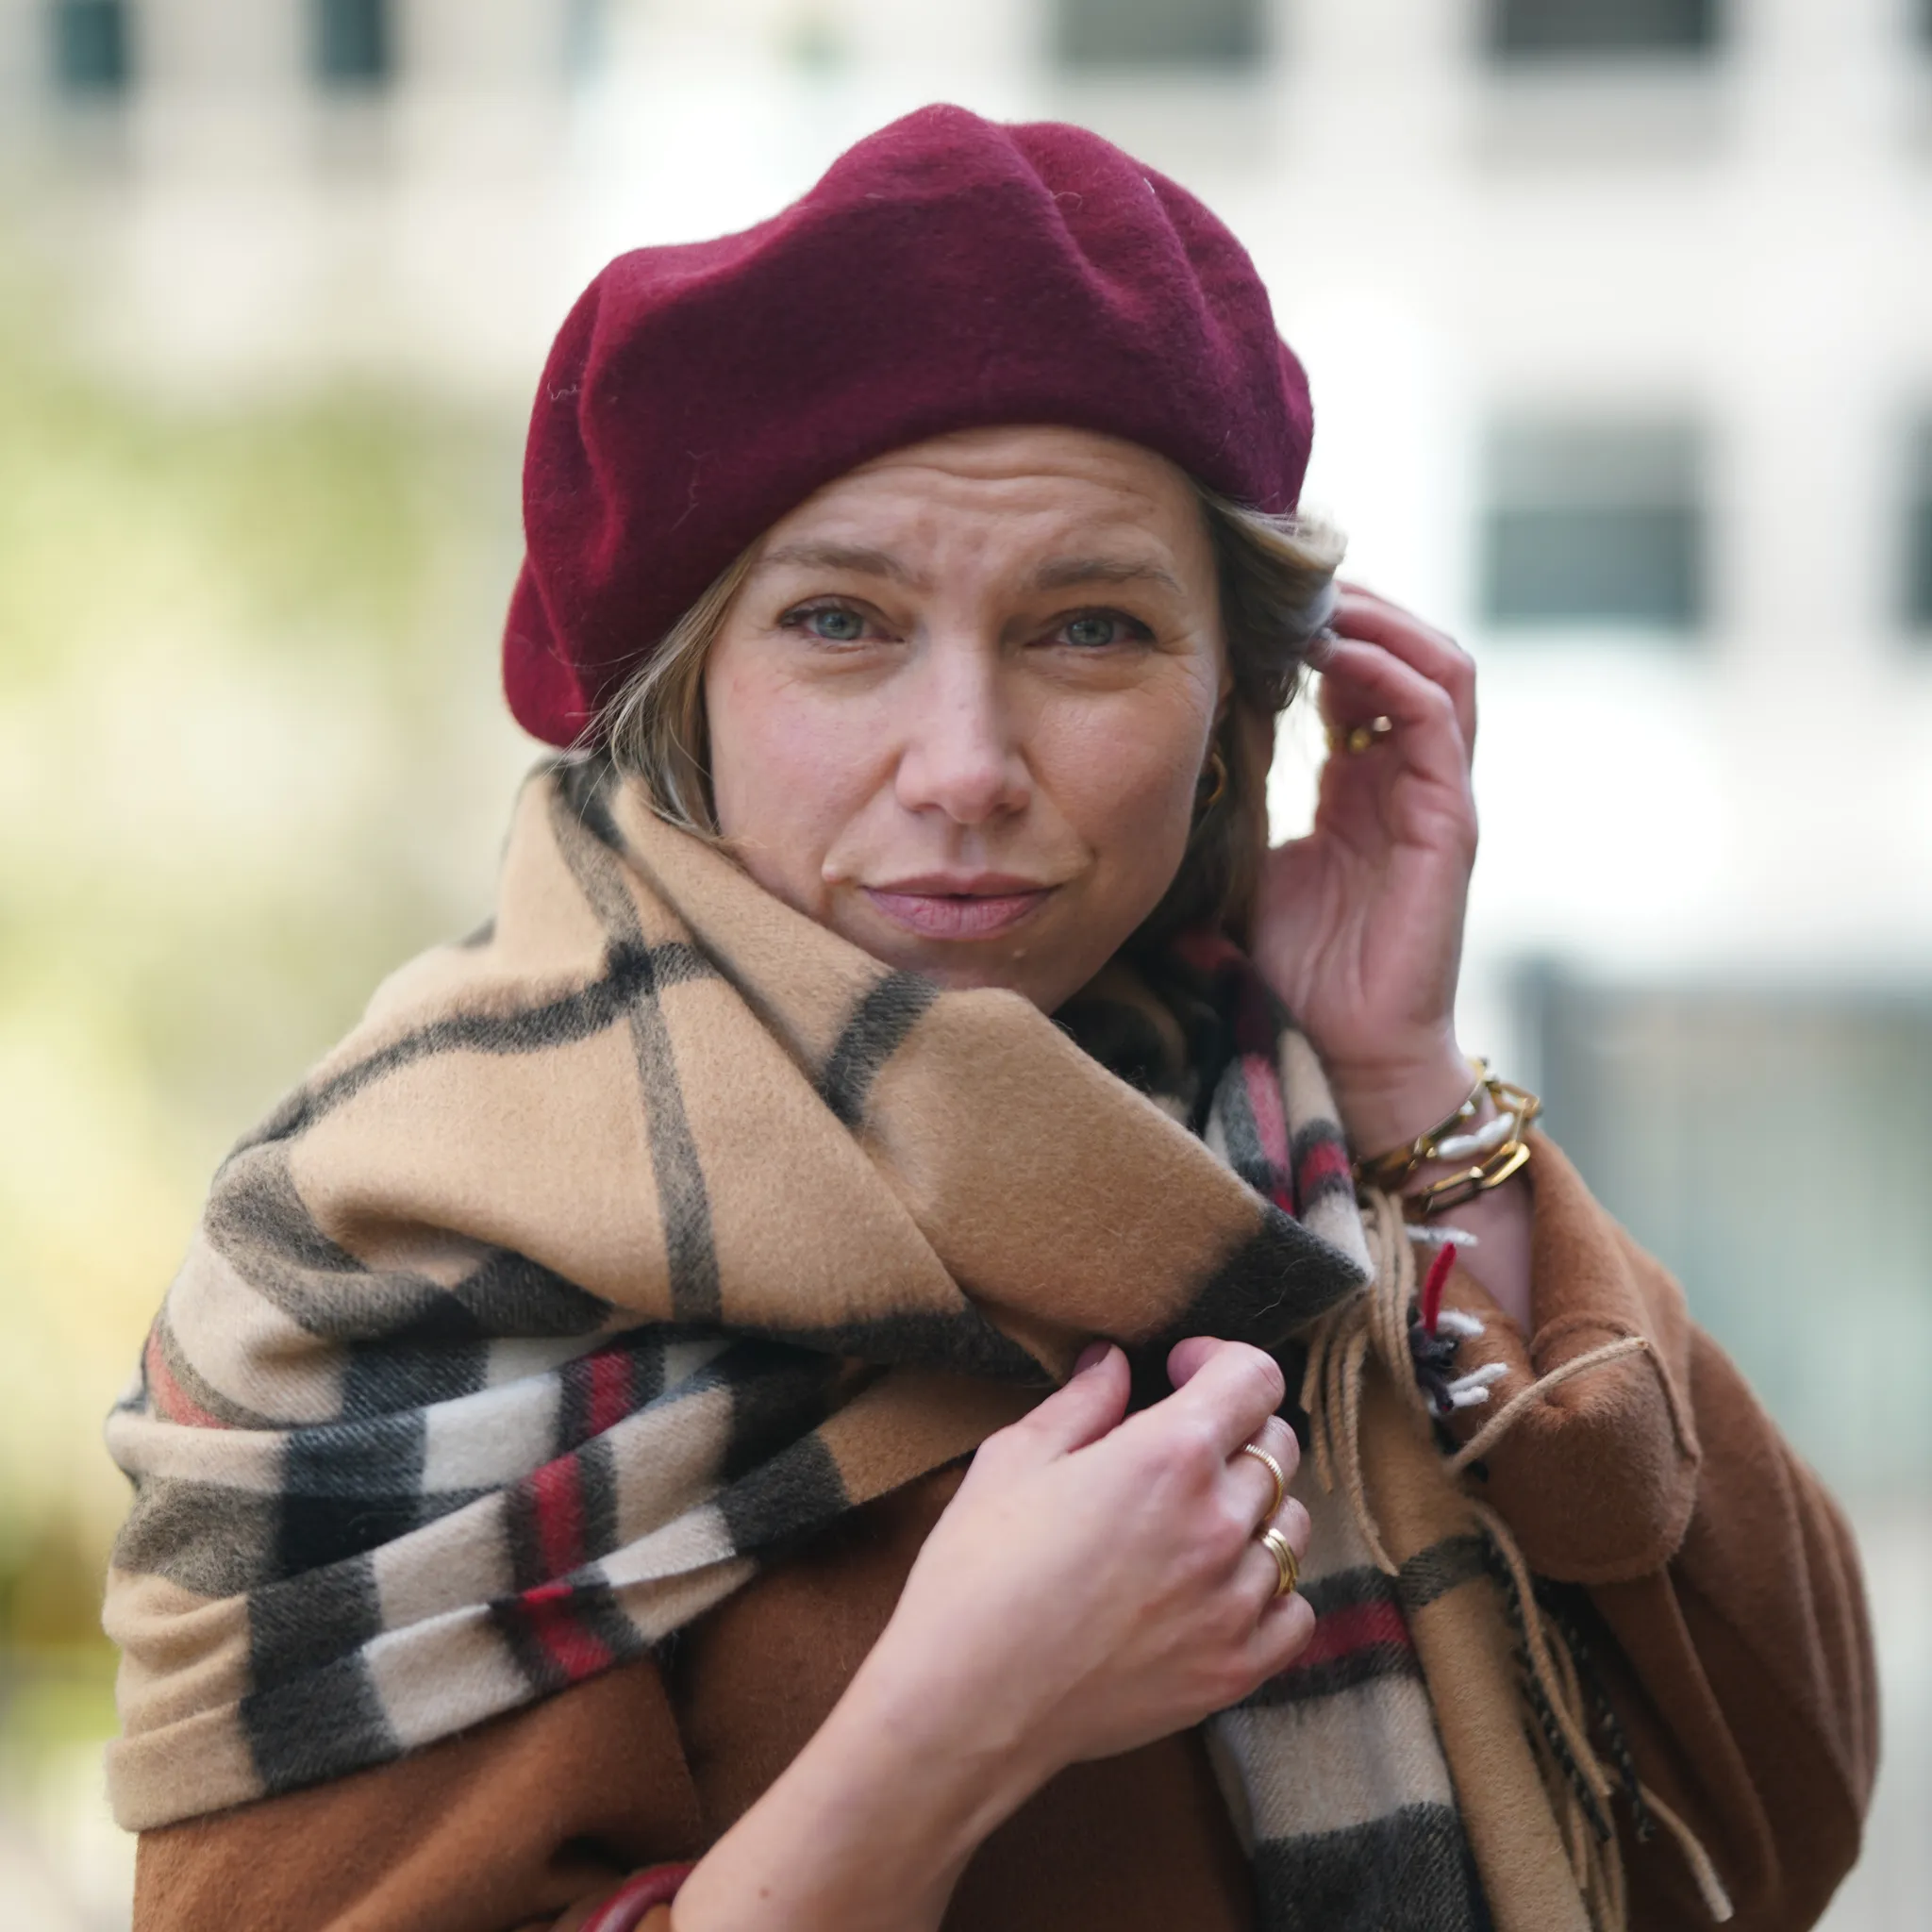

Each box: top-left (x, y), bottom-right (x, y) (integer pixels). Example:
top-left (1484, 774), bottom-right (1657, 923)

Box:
top-left (1241, 1585), bottom-right (1318, 1686)
top-left (1159, 1338), bottom-right (1287, 1458)
top-left (1331, 583), bottom-right (1462, 662)
top-left (1270, 1493), bottom-right (1312, 1559)
top-left (1314, 638), bottom-right (1472, 788)
top-left (1333, 581), bottom-right (1459, 653)
top-left (1167, 1333), bottom-right (1289, 1395)
top-left (1165, 1334), bottom-right (1220, 1388)
top-left (1327, 601), bottom-right (1474, 760)
top-left (1225, 1414), bottom-right (1301, 1528)
top-left (1235, 1493), bottom-right (1313, 1618)
top-left (1004, 1341), bottom-right (1131, 1461)
top-left (1328, 588), bottom-right (1476, 753)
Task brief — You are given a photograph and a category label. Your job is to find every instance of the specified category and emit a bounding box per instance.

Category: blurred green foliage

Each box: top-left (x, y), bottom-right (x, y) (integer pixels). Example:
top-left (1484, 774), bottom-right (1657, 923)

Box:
top-left (0, 250), bottom-right (534, 1649)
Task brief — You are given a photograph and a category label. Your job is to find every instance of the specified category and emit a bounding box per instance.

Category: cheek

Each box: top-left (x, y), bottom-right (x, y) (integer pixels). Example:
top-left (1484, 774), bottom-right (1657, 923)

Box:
top-left (1041, 689), bottom-right (1209, 886)
top-left (706, 655), bottom-right (880, 895)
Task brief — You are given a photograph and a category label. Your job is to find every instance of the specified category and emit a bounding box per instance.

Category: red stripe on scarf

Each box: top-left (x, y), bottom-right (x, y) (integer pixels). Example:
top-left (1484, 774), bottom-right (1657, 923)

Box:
top-left (528, 1455), bottom-right (587, 1578)
top-left (1293, 1136), bottom-right (1352, 1207)
top-left (1293, 1597), bottom-right (1413, 1674)
top-left (144, 1329), bottom-right (229, 1430)
top-left (513, 1580), bottom-right (615, 1683)
top-left (586, 1348), bottom-right (634, 1436)
top-left (1241, 1053), bottom-right (1296, 1209)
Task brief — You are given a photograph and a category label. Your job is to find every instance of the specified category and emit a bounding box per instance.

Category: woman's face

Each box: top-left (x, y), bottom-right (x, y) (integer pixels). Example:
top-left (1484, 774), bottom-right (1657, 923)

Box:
top-left (704, 425), bottom-right (1229, 1012)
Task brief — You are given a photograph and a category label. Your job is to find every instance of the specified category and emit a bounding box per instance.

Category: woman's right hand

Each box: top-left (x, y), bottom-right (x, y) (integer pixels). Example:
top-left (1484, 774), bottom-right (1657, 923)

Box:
top-left (864, 1335), bottom-right (1313, 1792)
top-left (672, 1337), bottom-right (1311, 1932)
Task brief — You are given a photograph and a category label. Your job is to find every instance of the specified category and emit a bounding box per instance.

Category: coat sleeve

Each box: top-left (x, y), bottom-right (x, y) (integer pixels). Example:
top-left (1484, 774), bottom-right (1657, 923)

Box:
top-left (1440, 1135), bottom-right (1879, 1931)
top-left (130, 1652), bottom-right (698, 1932)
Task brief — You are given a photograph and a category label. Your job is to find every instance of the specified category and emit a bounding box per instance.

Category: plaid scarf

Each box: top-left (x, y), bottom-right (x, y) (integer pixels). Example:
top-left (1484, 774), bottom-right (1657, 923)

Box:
top-left (106, 757), bottom-right (1577, 1929)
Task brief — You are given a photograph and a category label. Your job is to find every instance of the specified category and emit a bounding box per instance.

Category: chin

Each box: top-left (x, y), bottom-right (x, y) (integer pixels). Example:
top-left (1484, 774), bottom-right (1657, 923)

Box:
top-left (924, 958), bottom-right (1045, 999)
top-left (835, 925), bottom-right (1042, 1007)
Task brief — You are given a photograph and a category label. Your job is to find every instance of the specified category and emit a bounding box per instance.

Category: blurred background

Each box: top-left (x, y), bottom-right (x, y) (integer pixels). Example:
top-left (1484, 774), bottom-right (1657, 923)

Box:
top-left (1, 1), bottom-right (1927, 1924)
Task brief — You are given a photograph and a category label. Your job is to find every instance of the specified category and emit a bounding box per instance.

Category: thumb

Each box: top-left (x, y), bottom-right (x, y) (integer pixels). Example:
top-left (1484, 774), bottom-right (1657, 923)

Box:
top-left (1011, 1341), bottom-right (1130, 1461)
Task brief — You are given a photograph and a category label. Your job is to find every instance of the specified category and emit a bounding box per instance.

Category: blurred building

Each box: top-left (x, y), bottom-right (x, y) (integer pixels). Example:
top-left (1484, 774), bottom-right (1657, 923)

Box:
top-left (1, 4), bottom-right (1928, 1924)
top-left (9, 0), bottom-right (1925, 1484)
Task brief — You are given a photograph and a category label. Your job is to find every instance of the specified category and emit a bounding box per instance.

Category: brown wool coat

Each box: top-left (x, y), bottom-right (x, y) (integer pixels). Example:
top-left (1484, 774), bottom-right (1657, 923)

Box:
top-left (131, 1143), bottom-right (1877, 1932)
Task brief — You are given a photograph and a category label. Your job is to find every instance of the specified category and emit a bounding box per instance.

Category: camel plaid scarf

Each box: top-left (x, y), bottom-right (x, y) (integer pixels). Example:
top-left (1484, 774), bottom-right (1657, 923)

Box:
top-left (106, 757), bottom-right (1597, 1931)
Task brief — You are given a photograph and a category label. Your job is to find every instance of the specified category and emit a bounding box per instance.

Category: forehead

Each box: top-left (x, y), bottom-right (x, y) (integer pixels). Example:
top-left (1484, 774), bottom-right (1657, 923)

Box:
top-left (758, 425), bottom-right (1213, 575)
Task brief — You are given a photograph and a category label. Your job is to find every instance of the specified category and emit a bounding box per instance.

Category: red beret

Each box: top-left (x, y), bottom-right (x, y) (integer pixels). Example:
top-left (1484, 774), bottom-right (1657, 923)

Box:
top-left (505, 103), bottom-right (1313, 746)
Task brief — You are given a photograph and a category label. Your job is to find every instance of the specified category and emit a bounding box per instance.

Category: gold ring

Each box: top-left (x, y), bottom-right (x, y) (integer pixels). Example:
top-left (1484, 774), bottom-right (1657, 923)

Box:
top-left (1259, 1525), bottom-right (1301, 1599)
top-left (1239, 1441), bottom-right (1287, 1521)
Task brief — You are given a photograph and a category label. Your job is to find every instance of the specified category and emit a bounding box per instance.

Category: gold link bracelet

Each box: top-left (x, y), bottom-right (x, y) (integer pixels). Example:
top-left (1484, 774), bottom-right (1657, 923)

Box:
top-left (1351, 1060), bottom-right (1542, 1215)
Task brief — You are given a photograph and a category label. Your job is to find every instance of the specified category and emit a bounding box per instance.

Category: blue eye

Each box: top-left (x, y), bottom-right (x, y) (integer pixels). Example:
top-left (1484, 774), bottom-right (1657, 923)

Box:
top-left (1060, 612), bottom-right (1143, 648)
top-left (811, 608), bottom-right (863, 641)
top-left (786, 605), bottom-right (867, 641)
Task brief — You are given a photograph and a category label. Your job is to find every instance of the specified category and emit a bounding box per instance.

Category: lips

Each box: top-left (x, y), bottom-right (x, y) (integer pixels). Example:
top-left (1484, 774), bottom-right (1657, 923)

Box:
top-left (860, 877), bottom-right (1056, 941)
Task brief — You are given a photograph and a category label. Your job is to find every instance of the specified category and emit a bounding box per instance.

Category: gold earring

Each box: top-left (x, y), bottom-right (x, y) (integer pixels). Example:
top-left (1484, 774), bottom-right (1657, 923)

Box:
top-left (1197, 746), bottom-right (1229, 811)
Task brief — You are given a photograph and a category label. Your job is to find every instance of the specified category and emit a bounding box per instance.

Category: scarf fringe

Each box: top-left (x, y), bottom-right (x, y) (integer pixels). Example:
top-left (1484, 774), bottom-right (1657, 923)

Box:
top-left (1300, 1188), bottom-right (1734, 1931)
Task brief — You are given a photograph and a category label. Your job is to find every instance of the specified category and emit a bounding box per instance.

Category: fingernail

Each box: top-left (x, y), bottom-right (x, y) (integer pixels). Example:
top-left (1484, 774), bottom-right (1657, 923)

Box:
top-left (1073, 1341), bottom-right (1111, 1376)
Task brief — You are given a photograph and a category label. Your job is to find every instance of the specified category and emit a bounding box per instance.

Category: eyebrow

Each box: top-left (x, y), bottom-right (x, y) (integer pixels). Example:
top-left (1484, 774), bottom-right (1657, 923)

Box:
top-left (757, 541), bottom-right (924, 586)
top-left (755, 541), bottom-right (1188, 600)
top-left (1024, 555), bottom-right (1188, 597)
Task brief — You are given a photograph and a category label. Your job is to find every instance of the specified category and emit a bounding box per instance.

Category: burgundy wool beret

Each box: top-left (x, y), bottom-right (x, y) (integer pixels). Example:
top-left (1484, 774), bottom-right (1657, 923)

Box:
top-left (504, 102), bottom-right (1313, 746)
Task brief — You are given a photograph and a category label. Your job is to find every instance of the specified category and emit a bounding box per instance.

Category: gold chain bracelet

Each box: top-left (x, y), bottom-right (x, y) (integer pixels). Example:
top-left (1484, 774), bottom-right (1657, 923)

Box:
top-left (1351, 1060), bottom-right (1543, 1216)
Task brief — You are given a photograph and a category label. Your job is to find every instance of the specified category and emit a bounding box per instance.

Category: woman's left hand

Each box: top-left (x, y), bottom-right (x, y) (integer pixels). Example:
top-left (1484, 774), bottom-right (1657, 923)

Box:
top-left (1249, 585), bottom-right (1480, 1156)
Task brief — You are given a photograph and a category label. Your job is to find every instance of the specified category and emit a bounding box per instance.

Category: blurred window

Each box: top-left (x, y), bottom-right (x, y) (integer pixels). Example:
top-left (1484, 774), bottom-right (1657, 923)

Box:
top-left (1908, 423), bottom-right (1932, 634)
top-left (1486, 0), bottom-right (1719, 58)
top-left (314, 0), bottom-right (392, 90)
top-left (1525, 969), bottom-right (1932, 1492)
top-left (1481, 418), bottom-right (1706, 632)
top-left (49, 0), bottom-right (129, 97)
top-left (1053, 0), bottom-right (1263, 70)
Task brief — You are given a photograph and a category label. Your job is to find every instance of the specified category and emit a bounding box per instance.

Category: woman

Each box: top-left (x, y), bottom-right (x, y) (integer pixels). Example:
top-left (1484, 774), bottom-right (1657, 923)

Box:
top-left (105, 107), bottom-right (1874, 1932)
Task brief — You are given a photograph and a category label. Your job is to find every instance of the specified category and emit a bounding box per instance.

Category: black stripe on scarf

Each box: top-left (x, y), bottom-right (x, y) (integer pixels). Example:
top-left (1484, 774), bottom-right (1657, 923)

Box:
top-left (709, 1343), bottom-right (868, 1552)
top-left (242, 1649), bottom-right (398, 1795)
top-left (208, 1147), bottom-right (609, 1340)
top-left (249, 1554), bottom-right (386, 1695)
top-left (1397, 1535), bottom-right (1490, 1614)
top-left (231, 941), bottom-right (716, 1157)
top-left (774, 1309), bottom-right (1048, 1382)
top-left (1253, 1804), bottom-right (1493, 1932)
top-left (547, 785), bottom-right (724, 1324)
top-left (1129, 1215), bottom-right (1368, 1407)
top-left (716, 1433), bottom-right (850, 1555)
top-left (339, 1324), bottom-right (493, 1417)
top-left (273, 1426), bottom-right (476, 1574)
top-left (819, 974), bottom-right (941, 1128)
top-left (242, 1554), bottom-right (407, 1798)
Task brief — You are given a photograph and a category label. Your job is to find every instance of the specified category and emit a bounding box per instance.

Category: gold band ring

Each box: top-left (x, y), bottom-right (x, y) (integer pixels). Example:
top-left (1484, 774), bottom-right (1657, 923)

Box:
top-left (1327, 714), bottom-right (1395, 757)
top-left (1259, 1525), bottom-right (1301, 1600)
top-left (1238, 1441), bottom-right (1287, 1522)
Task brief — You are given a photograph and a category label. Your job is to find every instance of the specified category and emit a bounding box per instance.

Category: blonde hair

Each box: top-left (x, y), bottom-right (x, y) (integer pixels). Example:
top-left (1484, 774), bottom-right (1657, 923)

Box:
top-left (599, 482), bottom-right (1343, 942)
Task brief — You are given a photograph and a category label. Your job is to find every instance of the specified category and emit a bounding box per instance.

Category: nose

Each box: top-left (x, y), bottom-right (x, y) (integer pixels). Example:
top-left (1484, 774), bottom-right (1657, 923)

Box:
top-left (892, 642), bottom-right (1031, 826)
